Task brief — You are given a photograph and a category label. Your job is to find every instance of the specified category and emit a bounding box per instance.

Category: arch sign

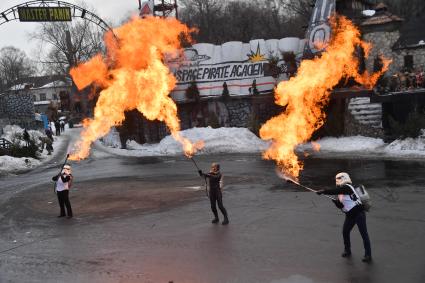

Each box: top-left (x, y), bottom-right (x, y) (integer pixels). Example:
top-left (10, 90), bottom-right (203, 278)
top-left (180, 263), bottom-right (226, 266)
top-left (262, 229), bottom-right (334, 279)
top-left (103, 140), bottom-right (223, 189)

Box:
top-left (0, 1), bottom-right (112, 32)
top-left (18, 7), bottom-right (72, 22)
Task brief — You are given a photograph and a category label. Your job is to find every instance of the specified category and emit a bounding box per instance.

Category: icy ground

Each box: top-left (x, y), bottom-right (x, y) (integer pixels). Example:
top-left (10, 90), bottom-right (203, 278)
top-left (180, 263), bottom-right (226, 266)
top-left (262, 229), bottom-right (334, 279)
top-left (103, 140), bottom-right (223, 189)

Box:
top-left (100, 126), bottom-right (425, 159)
top-left (0, 124), bottom-right (69, 174)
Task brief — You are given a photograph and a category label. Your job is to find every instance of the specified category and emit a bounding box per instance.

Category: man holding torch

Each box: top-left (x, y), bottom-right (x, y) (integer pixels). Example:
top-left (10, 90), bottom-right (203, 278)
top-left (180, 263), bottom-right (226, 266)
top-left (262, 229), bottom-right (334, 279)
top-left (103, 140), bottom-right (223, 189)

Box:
top-left (52, 164), bottom-right (73, 218)
top-left (316, 172), bottom-right (372, 263)
top-left (198, 163), bottom-right (229, 225)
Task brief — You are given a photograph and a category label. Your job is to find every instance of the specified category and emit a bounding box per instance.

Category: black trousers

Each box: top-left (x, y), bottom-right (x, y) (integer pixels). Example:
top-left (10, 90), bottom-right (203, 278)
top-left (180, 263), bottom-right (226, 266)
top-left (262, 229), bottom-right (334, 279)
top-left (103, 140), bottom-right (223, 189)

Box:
top-left (57, 190), bottom-right (73, 217)
top-left (343, 207), bottom-right (371, 256)
top-left (209, 190), bottom-right (228, 219)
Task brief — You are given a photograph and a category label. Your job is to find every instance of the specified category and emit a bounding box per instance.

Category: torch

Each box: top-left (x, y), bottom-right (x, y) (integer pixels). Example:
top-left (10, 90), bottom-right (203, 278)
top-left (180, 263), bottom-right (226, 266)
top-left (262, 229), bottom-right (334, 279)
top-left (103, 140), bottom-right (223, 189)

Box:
top-left (275, 168), bottom-right (336, 200)
top-left (188, 155), bottom-right (209, 198)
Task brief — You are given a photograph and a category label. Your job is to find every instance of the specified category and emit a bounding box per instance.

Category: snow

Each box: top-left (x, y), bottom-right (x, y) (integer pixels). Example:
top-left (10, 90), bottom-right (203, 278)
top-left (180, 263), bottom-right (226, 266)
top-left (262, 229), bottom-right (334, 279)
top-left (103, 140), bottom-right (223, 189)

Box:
top-left (0, 155), bottom-right (41, 172)
top-left (362, 10), bottom-right (376, 16)
top-left (0, 124), bottom-right (69, 174)
top-left (2, 124), bottom-right (425, 175)
top-left (100, 127), bottom-right (425, 159)
top-left (299, 136), bottom-right (385, 153)
top-left (38, 80), bottom-right (70, 88)
top-left (99, 127), bottom-right (269, 157)
top-left (385, 137), bottom-right (425, 156)
top-left (299, 133), bottom-right (425, 158)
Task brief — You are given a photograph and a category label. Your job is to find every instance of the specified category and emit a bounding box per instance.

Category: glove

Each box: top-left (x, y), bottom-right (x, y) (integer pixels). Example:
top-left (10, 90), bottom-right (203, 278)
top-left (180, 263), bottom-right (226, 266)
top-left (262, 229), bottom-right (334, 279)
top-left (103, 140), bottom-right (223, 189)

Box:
top-left (198, 170), bottom-right (203, 176)
top-left (316, 189), bottom-right (325, 195)
top-left (332, 199), bottom-right (344, 209)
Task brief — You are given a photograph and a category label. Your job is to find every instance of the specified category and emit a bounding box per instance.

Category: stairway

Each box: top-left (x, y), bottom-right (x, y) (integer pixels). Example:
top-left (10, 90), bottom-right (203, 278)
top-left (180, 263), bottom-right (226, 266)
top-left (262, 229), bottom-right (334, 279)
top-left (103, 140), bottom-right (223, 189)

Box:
top-left (348, 97), bottom-right (382, 128)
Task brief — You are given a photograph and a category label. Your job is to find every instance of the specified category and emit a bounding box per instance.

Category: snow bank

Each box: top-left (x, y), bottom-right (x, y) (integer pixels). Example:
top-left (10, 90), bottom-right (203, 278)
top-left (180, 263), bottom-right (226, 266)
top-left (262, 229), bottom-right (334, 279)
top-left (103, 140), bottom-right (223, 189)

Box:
top-left (385, 137), bottom-right (425, 156)
top-left (1, 125), bottom-right (69, 174)
top-left (0, 155), bottom-right (41, 172)
top-left (2, 125), bottom-right (45, 147)
top-left (100, 127), bottom-right (425, 159)
top-left (100, 127), bottom-right (268, 156)
top-left (298, 136), bottom-right (385, 153)
top-left (300, 133), bottom-right (425, 158)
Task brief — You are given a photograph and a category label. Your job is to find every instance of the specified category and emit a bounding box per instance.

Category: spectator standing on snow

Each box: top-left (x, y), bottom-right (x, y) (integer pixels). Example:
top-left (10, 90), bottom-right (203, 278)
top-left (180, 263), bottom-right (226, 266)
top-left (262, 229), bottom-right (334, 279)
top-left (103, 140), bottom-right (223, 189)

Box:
top-left (45, 127), bottom-right (54, 142)
top-left (60, 120), bottom-right (65, 132)
top-left (52, 164), bottom-right (73, 218)
top-left (317, 172), bottom-right (372, 263)
top-left (54, 120), bottom-right (61, 136)
top-left (38, 136), bottom-right (53, 155)
top-left (199, 163), bottom-right (229, 225)
top-left (23, 128), bottom-right (30, 147)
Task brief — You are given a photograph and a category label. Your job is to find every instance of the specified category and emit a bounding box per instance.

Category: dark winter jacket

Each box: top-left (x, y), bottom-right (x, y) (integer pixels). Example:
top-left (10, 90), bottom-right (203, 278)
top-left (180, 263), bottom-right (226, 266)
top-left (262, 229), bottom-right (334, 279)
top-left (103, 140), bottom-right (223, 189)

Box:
top-left (201, 171), bottom-right (222, 192)
top-left (322, 184), bottom-right (363, 213)
top-left (321, 184), bottom-right (355, 196)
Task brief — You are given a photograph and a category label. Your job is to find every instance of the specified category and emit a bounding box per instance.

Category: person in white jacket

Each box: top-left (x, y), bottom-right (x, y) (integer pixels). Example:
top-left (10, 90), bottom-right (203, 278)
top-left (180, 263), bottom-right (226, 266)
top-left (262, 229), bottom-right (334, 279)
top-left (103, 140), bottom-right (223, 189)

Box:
top-left (52, 164), bottom-right (73, 218)
top-left (317, 172), bottom-right (372, 263)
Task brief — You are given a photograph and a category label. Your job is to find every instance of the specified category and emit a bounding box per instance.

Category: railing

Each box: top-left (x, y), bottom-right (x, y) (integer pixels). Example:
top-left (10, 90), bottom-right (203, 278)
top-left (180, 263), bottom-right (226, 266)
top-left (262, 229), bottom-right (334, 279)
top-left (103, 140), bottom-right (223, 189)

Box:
top-left (0, 138), bottom-right (12, 150)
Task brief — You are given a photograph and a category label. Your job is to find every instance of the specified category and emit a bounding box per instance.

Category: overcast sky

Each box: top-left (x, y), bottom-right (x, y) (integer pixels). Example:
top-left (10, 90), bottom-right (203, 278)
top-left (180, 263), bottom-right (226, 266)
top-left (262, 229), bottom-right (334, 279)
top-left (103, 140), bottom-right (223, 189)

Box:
top-left (0, 0), bottom-right (140, 58)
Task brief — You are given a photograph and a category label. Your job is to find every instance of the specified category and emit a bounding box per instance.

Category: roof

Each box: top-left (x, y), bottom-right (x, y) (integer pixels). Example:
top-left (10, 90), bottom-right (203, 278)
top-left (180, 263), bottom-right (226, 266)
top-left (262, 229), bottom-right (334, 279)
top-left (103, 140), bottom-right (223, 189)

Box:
top-left (6, 76), bottom-right (72, 92)
top-left (11, 75), bottom-right (71, 89)
top-left (361, 3), bottom-right (403, 26)
top-left (37, 80), bottom-right (71, 89)
top-left (393, 16), bottom-right (425, 49)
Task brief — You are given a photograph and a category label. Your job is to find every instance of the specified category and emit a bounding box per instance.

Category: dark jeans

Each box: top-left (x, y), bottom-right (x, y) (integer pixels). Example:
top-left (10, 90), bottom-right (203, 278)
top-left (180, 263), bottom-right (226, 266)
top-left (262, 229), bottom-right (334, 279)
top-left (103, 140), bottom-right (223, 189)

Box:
top-left (210, 190), bottom-right (228, 219)
top-left (57, 190), bottom-right (73, 217)
top-left (343, 207), bottom-right (371, 256)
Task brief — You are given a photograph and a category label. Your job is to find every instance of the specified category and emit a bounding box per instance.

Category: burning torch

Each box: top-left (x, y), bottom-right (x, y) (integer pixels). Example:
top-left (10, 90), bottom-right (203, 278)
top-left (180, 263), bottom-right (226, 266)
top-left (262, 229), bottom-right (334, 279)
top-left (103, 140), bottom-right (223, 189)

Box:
top-left (275, 168), bottom-right (336, 201)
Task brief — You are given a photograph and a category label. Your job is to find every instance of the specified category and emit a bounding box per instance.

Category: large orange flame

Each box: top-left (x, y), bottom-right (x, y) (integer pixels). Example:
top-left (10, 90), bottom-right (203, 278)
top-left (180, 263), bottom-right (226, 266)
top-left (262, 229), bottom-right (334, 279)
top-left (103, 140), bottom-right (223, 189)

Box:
top-left (69, 16), bottom-right (203, 161)
top-left (260, 16), bottom-right (390, 178)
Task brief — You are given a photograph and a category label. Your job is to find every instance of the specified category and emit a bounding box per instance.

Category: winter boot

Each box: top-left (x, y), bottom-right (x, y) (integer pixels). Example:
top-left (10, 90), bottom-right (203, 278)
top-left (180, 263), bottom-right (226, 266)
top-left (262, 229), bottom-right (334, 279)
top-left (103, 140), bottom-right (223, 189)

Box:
top-left (211, 218), bottom-right (219, 224)
top-left (341, 250), bottom-right (352, 258)
top-left (222, 217), bottom-right (229, 225)
top-left (362, 255), bottom-right (372, 263)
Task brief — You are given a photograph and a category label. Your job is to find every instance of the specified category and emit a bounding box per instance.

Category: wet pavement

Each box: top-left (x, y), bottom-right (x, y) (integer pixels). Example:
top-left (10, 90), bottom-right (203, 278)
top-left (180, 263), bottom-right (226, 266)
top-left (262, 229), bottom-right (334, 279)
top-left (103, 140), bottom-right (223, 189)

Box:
top-left (0, 142), bottom-right (424, 283)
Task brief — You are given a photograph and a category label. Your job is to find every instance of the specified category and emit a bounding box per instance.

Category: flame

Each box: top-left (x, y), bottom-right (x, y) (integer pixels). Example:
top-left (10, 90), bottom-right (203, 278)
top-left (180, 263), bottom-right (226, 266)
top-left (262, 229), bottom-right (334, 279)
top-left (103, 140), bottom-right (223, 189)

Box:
top-left (68, 16), bottom-right (203, 160)
top-left (260, 16), bottom-right (390, 178)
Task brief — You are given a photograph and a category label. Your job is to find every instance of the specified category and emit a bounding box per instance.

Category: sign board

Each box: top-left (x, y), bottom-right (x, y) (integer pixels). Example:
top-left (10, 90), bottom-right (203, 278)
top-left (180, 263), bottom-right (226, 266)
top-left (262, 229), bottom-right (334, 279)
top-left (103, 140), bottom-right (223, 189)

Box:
top-left (168, 38), bottom-right (305, 100)
top-left (303, 0), bottom-right (335, 57)
top-left (18, 7), bottom-right (72, 22)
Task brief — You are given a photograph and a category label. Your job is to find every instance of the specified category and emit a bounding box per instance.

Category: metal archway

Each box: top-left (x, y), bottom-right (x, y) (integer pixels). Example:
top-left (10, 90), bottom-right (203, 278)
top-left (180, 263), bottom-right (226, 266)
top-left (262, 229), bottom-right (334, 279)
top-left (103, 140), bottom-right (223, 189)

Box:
top-left (0, 0), bottom-right (114, 34)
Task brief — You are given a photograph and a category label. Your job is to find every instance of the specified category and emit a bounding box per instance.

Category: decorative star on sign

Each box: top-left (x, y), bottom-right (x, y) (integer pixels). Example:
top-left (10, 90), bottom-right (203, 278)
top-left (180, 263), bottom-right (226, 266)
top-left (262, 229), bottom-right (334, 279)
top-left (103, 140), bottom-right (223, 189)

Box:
top-left (247, 43), bottom-right (266, 63)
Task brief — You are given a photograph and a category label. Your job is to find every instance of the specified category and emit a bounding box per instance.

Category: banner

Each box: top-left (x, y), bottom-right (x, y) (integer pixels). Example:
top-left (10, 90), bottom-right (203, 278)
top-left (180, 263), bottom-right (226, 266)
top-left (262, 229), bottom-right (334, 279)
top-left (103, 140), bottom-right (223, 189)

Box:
top-left (168, 38), bottom-right (305, 100)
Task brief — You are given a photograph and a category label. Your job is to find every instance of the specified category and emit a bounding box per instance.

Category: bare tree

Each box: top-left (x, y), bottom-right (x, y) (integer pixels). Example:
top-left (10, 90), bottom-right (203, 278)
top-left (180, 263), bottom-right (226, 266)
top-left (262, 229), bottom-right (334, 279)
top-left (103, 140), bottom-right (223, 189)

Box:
top-left (30, 7), bottom-right (106, 116)
top-left (0, 46), bottom-right (36, 91)
top-left (179, 0), bottom-right (308, 44)
top-left (31, 20), bottom-right (105, 77)
top-left (180, 0), bottom-right (224, 43)
top-left (276, 0), bottom-right (314, 21)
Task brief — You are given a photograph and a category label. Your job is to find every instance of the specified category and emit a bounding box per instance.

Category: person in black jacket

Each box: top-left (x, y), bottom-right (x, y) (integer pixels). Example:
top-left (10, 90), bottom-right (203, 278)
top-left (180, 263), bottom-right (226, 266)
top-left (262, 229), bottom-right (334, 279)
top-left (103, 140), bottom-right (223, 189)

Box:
top-left (199, 163), bottom-right (229, 225)
top-left (52, 164), bottom-right (73, 218)
top-left (317, 172), bottom-right (372, 263)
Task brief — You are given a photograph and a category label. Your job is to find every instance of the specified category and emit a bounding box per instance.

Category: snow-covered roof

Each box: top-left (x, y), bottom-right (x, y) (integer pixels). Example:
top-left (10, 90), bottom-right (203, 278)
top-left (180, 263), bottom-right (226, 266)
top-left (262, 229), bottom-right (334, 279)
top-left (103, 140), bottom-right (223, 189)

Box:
top-left (37, 80), bottom-right (71, 89)
top-left (8, 84), bottom-right (30, 91)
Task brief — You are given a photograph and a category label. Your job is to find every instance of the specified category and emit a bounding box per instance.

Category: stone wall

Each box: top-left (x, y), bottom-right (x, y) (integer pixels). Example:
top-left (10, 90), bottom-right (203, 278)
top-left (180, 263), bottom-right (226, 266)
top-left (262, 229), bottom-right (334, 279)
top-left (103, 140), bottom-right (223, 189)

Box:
top-left (225, 98), bottom-right (253, 127)
top-left (177, 94), bottom-right (280, 131)
top-left (363, 30), bottom-right (401, 75)
top-left (363, 30), bottom-right (425, 75)
top-left (393, 48), bottom-right (425, 71)
top-left (0, 92), bottom-right (37, 129)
